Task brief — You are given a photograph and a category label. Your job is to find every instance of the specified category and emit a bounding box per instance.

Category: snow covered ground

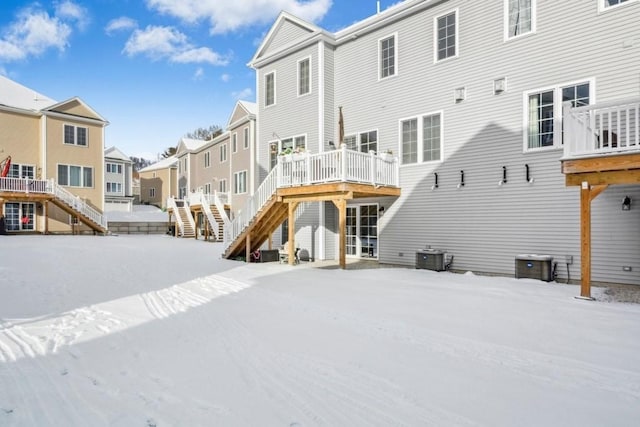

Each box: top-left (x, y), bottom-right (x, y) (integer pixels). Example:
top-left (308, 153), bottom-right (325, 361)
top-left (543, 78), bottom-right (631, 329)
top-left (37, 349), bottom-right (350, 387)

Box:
top-left (1, 235), bottom-right (639, 426)
top-left (105, 205), bottom-right (168, 223)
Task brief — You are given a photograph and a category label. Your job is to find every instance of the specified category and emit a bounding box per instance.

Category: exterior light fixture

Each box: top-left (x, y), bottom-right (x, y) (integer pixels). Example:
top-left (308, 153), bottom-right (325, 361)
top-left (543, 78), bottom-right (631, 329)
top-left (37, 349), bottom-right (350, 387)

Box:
top-left (622, 196), bottom-right (632, 211)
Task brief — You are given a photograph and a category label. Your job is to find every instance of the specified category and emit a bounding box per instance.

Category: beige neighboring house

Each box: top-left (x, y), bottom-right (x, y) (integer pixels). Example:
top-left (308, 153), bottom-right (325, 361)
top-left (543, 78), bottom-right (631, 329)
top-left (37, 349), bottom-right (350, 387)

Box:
top-left (227, 100), bottom-right (256, 218)
top-left (104, 146), bottom-right (134, 212)
top-left (0, 75), bottom-right (109, 234)
top-left (166, 100), bottom-right (256, 240)
top-left (138, 155), bottom-right (178, 209)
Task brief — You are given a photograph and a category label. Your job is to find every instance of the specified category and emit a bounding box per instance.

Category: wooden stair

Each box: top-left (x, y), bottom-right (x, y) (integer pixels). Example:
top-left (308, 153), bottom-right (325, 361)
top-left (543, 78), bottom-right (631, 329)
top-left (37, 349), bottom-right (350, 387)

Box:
top-left (224, 195), bottom-right (288, 259)
top-left (177, 205), bottom-right (196, 237)
top-left (209, 205), bottom-right (226, 241)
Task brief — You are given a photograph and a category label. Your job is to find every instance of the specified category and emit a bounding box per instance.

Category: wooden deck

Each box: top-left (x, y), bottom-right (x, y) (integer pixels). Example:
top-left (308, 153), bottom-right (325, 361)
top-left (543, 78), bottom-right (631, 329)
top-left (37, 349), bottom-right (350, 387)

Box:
top-left (0, 192), bottom-right (108, 234)
top-left (224, 182), bottom-right (401, 267)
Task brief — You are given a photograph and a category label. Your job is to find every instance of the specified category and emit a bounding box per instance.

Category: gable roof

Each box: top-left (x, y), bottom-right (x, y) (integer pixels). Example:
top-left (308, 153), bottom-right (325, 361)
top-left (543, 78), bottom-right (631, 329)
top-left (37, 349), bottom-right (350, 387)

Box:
top-left (46, 97), bottom-right (108, 123)
top-left (175, 137), bottom-right (208, 156)
top-left (105, 146), bottom-right (132, 162)
top-left (0, 75), bottom-right (56, 111)
top-left (227, 100), bottom-right (257, 128)
top-left (249, 11), bottom-right (327, 68)
top-left (139, 155), bottom-right (178, 173)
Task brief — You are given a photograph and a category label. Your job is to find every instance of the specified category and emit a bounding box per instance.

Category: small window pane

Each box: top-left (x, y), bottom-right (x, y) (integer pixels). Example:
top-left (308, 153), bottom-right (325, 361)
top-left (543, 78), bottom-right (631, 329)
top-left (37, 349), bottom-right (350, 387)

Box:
top-left (58, 165), bottom-right (68, 185)
top-left (70, 166), bottom-right (81, 186)
top-left (83, 167), bottom-right (93, 187)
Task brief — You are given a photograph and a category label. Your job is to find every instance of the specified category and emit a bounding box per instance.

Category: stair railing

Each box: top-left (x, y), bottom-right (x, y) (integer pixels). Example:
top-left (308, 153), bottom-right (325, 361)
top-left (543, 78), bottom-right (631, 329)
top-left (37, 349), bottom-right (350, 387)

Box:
top-left (167, 197), bottom-right (185, 236)
top-left (198, 192), bottom-right (220, 240)
top-left (51, 179), bottom-right (107, 229)
top-left (224, 166), bottom-right (278, 249)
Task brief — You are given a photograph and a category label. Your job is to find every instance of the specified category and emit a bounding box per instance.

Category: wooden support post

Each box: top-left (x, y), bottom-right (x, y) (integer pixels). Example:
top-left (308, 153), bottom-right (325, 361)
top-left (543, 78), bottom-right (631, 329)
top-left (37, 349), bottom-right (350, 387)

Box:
top-left (579, 182), bottom-right (608, 300)
top-left (268, 233), bottom-right (273, 250)
top-left (288, 201), bottom-right (299, 265)
top-left (246, 234), bottom-right (251, 263)
top-left (44, 201), bottom-right (49, 234)
top-left (331, 198), bottom-right (347, 270)
top-left (194, 212), bottom-right (199, 240)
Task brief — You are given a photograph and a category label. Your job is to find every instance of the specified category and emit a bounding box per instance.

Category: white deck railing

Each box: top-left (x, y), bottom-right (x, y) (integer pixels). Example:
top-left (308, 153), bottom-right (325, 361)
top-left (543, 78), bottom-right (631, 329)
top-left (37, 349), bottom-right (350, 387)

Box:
top-left (0, 177), bottom-right (107, 230)
top-left (224, 146), bottom-right (399, 253)
top-left (563, 98), bottom-right (640, 159)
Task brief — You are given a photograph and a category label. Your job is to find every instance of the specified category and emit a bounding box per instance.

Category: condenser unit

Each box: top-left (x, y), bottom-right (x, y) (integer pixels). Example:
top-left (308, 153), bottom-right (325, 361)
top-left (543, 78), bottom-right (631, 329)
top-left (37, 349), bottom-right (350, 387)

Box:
top-left (416, 249), bottom-right (445, 272)
top-left (515, 254), bottom-right (554, 282)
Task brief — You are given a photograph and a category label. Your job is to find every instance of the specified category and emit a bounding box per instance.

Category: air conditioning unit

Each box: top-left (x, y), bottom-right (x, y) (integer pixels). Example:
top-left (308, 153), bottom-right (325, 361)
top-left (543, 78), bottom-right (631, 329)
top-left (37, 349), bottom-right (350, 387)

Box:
top-left (416, 249), bottom-right (445, 271)
top-left (515, 254), bottom-right (554, 282)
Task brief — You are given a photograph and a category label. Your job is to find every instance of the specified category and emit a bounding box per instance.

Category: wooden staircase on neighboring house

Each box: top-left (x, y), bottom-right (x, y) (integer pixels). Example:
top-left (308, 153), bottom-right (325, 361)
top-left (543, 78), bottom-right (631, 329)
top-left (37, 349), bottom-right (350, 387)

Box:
top-left (0, 177), bottom-right (108, 234)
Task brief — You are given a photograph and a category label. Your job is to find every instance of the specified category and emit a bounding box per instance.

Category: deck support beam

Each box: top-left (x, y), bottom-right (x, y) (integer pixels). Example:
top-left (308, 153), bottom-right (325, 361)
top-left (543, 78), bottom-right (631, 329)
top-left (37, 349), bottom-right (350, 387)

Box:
top-left (245, 234), bottom-right (251, 263)
top-left (44, 201), bottom-right (49, 234)
top-left (331, 198), bottom-right (347, 270)
top-left (579, 182), bottom-right (608, 299)
top-left (287, 201), bottom-right (299, 266)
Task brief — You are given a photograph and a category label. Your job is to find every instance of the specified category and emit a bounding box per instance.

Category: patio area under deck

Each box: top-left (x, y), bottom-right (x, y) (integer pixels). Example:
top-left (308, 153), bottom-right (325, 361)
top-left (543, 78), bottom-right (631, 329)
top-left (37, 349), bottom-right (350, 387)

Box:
top-left (224, 146), bottom-right (401, 268)
top-left (562, 98), bottom-right (640, 299)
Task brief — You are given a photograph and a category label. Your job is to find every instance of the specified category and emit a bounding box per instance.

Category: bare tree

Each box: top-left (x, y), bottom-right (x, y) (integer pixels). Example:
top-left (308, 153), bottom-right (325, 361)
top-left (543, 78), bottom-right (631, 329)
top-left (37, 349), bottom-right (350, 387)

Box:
top-left (185, 125), bottom-right (223, 140)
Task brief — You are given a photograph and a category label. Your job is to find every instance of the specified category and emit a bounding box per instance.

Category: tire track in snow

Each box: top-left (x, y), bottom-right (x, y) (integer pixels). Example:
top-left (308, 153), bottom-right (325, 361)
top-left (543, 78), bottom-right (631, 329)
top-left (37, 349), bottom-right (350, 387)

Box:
top-left (216, 311), bottom-right (472, 426)
top-left (260, 289), bottom-right (640, 403)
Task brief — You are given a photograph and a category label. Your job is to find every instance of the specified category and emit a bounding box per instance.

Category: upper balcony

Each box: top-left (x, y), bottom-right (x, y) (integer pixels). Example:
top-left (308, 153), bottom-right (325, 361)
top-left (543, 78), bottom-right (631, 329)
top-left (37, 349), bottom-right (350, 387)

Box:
top-left (562, 98), bottom-right (640, 186)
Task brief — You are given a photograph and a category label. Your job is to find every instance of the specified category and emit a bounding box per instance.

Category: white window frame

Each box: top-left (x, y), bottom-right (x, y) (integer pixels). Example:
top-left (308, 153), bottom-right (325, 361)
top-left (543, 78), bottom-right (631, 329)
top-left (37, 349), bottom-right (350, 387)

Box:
top-left (434, 9), bottom-right (459, 63)
top-left (504, 0), bottom-right (536, 41)
top-left (522, 78), bottom-right (595, 152)
top-left (297, 56), bottom-right (311, 96)
top-left (57, 164), bottom-right (93, 188)
top-left (106, 182), bottom-right (122, 193)
top-left (233, 170), bottom-right (247, 195)
top-left (378, 32), bottom-right (398, 81)
top-left (149, 188), bottom-right (156, 198)
top-left (598, 0), bottom-right (638, 12)
top-left (232, 133), bottom-right (238, 153)
top-left (220, 143), bottom-right (228, 163)
top-left (8, 163), bottom-right (35, 179)
top-left (204, 151), bottom-right (211, 168)
top-left (277, 134), bottom-right (307, 153)
top-left (204, 183), bottom-right (211, 194)
top-left (219, 179), bottom-right (227, 193)
top-left (243, 127), bottom-right (249, 149)
top-left (63, 124), bottom-right (88, 146)
top-left (398, 111), bottom-right (444, 166)
top-left (264, 71), bottom-right (276, 107)
top-left (106, 163), bottom-right (123, 174)
top-left (359, 130), bottom-right (378, 153)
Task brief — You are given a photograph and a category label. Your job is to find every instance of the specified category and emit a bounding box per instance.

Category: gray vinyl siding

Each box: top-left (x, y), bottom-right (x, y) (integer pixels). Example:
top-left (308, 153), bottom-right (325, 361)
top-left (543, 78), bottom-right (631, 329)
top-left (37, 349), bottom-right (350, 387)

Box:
top-left (257, 43), bottom-right (321, 181)
top-left (264, 21), bottom-right (313, 56)
top-left (330, 0), bottom-right (640, 284)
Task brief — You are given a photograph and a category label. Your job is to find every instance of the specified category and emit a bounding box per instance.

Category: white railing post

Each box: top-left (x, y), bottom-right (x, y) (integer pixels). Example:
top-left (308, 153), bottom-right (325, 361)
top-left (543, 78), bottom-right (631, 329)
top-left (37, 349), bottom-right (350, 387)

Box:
top-left (370, 150), bottom-right (377, 186)
top-left (305, 152), bottom-right (311, 185)
top-left (341, 144), bottom-right (347, 182)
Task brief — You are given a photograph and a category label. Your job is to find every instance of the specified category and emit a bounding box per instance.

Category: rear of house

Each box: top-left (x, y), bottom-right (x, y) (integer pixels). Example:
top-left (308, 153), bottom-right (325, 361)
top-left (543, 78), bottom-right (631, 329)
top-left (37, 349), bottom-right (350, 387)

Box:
top-left (248, 0), bottom-right (640, 286)
top-left (0, 76), bottom-right (108, 234)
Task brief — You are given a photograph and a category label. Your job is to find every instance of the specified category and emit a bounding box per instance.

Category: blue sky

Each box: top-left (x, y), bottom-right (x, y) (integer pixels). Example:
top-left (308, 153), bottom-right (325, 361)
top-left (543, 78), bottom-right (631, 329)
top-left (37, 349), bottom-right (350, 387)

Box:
top-left (0, 1), bottom-right (396, 161)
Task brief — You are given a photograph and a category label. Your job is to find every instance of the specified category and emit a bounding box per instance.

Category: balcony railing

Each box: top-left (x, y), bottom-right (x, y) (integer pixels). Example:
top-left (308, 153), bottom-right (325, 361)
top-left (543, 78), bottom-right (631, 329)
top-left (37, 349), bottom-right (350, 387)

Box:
top-left (0, 177), bottom-right (107, 229)
top-left (224, 146), bottom-right (399, 251)
top-left (563, 98), bottom-right (640, 159)
top-left (277, 144), bottom-right (399, 188)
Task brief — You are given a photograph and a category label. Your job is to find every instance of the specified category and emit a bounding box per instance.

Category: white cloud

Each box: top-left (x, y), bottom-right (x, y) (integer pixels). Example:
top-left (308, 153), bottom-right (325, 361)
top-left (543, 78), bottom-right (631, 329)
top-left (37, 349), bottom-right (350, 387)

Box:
top-left (123, 25), bottom-right (228, 65)
top-left (231, 87), bottom-right (253, 100)
top-left (55, 1), bottom-right (89, 31)
top-left (0, 7), bottom-right (72, 61)
top-left (220, 73), bottom-right (231, 83)
top-left (145, 0), bottom-right (332, 34)
top-left (105, 17), bottom-right (138, 35)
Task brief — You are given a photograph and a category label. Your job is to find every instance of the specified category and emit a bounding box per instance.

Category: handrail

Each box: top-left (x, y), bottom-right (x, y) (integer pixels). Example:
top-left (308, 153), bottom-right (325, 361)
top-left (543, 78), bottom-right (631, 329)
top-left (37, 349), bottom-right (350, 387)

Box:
top-left (563, 98), bottom-right (640, 158)
top-left (198, 192), bottom-right (220, 240)
top-left (224, 166), bottom-right (278, 249)
top-left (166, 197), bottom-right (185, 236)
